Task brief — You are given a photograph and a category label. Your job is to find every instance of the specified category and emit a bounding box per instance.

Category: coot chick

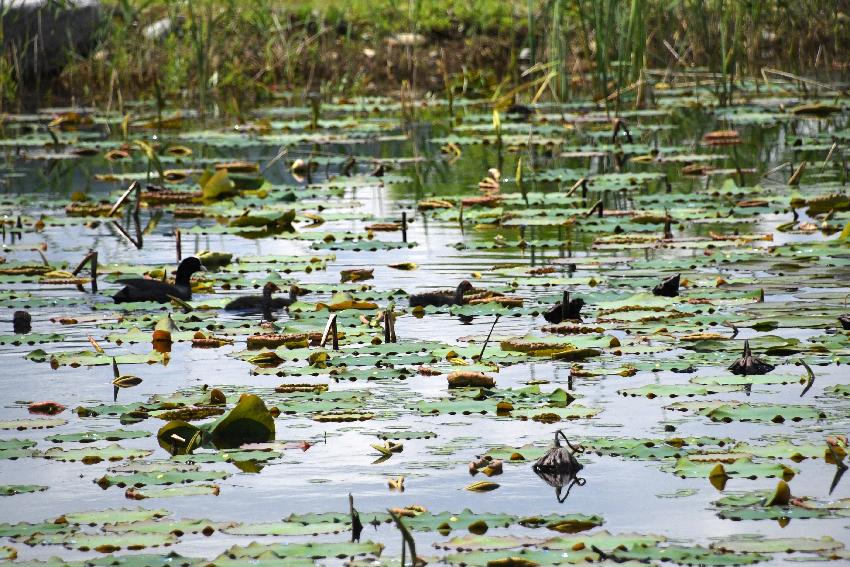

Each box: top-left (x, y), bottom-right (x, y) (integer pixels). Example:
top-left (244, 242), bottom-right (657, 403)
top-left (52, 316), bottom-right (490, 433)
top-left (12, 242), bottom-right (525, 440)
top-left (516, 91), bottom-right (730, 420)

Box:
top-left (13, 310), bottom-right (31, 334)
top-left (506, 103), bottom-right (533, 120)
top-left (113, 256), bottom-right (204, 303)
top-left (409, 280), bottom-right (474, 308)
top-left (543, 292), bottom-right (585, 324)
top-left (225, 283), bottom-right (298, 312)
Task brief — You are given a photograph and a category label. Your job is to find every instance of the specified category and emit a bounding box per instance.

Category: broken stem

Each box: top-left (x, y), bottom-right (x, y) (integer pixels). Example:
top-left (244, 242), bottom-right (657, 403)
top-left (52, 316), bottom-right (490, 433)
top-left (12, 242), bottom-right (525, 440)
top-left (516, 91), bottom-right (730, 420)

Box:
top-left (564, 177), bottom-right (587, 197)
top-left (478, 314), bottom-right (501, 360)
top-left (108, 181), bottom-right (140, 217)
top-left (348, 493), bottom-right (363, 542)
top-left (401, 211), bottom-right (408, 243)
top-left (799, 358), bottom-right (815, 397)
top-left (320, 313), bottom-right (339, 350)
top-left (72, 249), bottom-right (98, 293)
top-left (387, 509), bottom-right (419, 567)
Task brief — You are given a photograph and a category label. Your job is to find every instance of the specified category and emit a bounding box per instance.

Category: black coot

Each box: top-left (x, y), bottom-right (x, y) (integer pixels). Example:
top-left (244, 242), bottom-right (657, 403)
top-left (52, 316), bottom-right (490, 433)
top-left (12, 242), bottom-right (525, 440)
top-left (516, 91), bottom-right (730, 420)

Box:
top-left (113, 257), bottom-right (204, 303)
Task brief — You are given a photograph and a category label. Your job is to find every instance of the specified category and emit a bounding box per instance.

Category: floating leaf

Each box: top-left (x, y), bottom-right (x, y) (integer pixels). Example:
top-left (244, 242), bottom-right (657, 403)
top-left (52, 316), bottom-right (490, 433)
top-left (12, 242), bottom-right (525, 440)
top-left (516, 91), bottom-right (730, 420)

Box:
top-left (0, 485), bottom-right (47, 496)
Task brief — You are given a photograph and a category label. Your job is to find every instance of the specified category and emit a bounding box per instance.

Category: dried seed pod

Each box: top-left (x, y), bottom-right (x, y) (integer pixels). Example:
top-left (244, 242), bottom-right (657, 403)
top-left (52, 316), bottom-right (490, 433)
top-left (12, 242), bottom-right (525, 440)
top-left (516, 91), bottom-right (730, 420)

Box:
top-left (652, 273), bottom-right (680, 297)
top-left (728, 340), bottom-right (775, 376)
top-left (532, 430), bottom-right (586, 503)
top-left (533, 430), bottom-right (583, 474)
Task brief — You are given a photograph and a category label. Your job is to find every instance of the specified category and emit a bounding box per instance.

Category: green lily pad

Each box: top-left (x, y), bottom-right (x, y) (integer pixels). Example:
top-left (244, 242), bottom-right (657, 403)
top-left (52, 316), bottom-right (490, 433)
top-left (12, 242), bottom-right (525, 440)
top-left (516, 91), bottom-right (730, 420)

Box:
top-left (223, 521), bottom-right (349, 536)
top-left (42, 443), bottom-right (152, 463)
top-left (61, 508), bottom-right (169, 526)
top-left (0, 484), bottom-right (48, 496)
top-left (95, 469), bottom-right (230, 488)
top-left (124, 484), bottom-right (222, 499)
top-left (670, 457), bottom-right (796, 480)
top-left (618, 383), bottom-right (743, 398)
top-left (45, 429), bottom-right (152, 443)
top-left (27, 532), bottom-right (178, 552)
top-left (0, 438), bottom-right (39, 459)
top-left (219, 540), bottom-right (383, 560)
top-left (703, 404), bottom-right (826, 423)
top-left (0, 418), bottom-right (66, 430)
top-left (712, 536), bottom-right (844, 554)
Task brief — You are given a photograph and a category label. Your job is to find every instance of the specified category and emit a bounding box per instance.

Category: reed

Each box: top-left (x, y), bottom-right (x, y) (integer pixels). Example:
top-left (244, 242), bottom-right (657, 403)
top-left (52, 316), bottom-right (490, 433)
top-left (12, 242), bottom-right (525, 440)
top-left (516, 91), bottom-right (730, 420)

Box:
top-left (1, 0), bottom-right (847, 112)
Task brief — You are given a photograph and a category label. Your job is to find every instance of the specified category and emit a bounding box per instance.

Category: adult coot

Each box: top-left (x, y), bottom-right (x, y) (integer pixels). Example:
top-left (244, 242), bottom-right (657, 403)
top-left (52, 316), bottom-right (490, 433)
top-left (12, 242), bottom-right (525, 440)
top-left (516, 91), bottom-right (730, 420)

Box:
top-left (113, 257), bottom-right (204, 303)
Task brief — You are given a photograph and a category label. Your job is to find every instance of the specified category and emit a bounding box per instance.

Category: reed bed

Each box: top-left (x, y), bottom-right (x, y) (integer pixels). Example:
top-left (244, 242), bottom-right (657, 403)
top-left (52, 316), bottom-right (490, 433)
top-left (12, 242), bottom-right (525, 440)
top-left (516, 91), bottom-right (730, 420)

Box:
top-left (1, 0), bottom-right (847, 112)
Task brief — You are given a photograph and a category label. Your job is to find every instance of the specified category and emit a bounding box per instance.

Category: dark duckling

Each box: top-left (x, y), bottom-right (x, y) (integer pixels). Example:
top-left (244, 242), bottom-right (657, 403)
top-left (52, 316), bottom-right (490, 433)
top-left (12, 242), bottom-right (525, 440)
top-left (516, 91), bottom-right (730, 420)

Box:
top-left (13, 310), bottom-right (31, 334)
top-left (506, 103), bottom-right (533, 121)
top-left (409, 280), bottom-right (474, 308)
top-left (113, 256), bottom-right (204, 304)
top-left (225, 282), bottom-right (298, 312)
top-left (543, 291), bottom-right (585, 324)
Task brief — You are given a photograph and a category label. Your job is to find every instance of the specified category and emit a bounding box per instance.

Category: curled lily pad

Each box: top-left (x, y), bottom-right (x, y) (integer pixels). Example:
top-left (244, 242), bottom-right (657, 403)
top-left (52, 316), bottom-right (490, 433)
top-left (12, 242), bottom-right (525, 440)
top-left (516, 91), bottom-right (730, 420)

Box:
top-left (157, 393), bottom-right (275, 453)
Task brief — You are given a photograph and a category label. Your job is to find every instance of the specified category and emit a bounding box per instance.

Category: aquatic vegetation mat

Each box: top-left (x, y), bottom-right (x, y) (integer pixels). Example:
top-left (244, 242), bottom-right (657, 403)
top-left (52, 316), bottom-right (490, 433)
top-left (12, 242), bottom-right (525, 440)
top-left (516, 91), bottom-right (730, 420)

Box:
top-left (1, 76), bottom-right (850, 564)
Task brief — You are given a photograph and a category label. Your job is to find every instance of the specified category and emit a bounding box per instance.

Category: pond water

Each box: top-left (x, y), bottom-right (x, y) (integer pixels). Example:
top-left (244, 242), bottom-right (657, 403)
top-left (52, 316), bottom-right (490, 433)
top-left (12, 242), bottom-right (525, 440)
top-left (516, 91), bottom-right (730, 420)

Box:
top-left (1, 83), bottom-right (850, 566)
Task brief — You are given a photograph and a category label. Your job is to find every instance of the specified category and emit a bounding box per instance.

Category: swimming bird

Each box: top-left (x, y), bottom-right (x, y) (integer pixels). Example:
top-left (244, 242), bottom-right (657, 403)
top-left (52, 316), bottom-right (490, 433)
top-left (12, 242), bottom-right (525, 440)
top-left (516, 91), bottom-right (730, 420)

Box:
top-left (112, 256), bottom-right (204, 303)
top-left (409, 280), bottom-right (474, 308)
top-left (543, 292), bottom-right (585, 324)
top-left (225, 282), bottom-right (298, 313)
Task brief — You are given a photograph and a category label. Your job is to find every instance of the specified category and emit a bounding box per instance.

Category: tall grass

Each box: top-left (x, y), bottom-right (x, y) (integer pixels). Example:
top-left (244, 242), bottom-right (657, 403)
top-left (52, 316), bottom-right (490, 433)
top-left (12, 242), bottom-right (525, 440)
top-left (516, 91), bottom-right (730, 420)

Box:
top-left (535, 0), bottom-right (847, 107)
top-left (1, 0), bottom-right (847, 112)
